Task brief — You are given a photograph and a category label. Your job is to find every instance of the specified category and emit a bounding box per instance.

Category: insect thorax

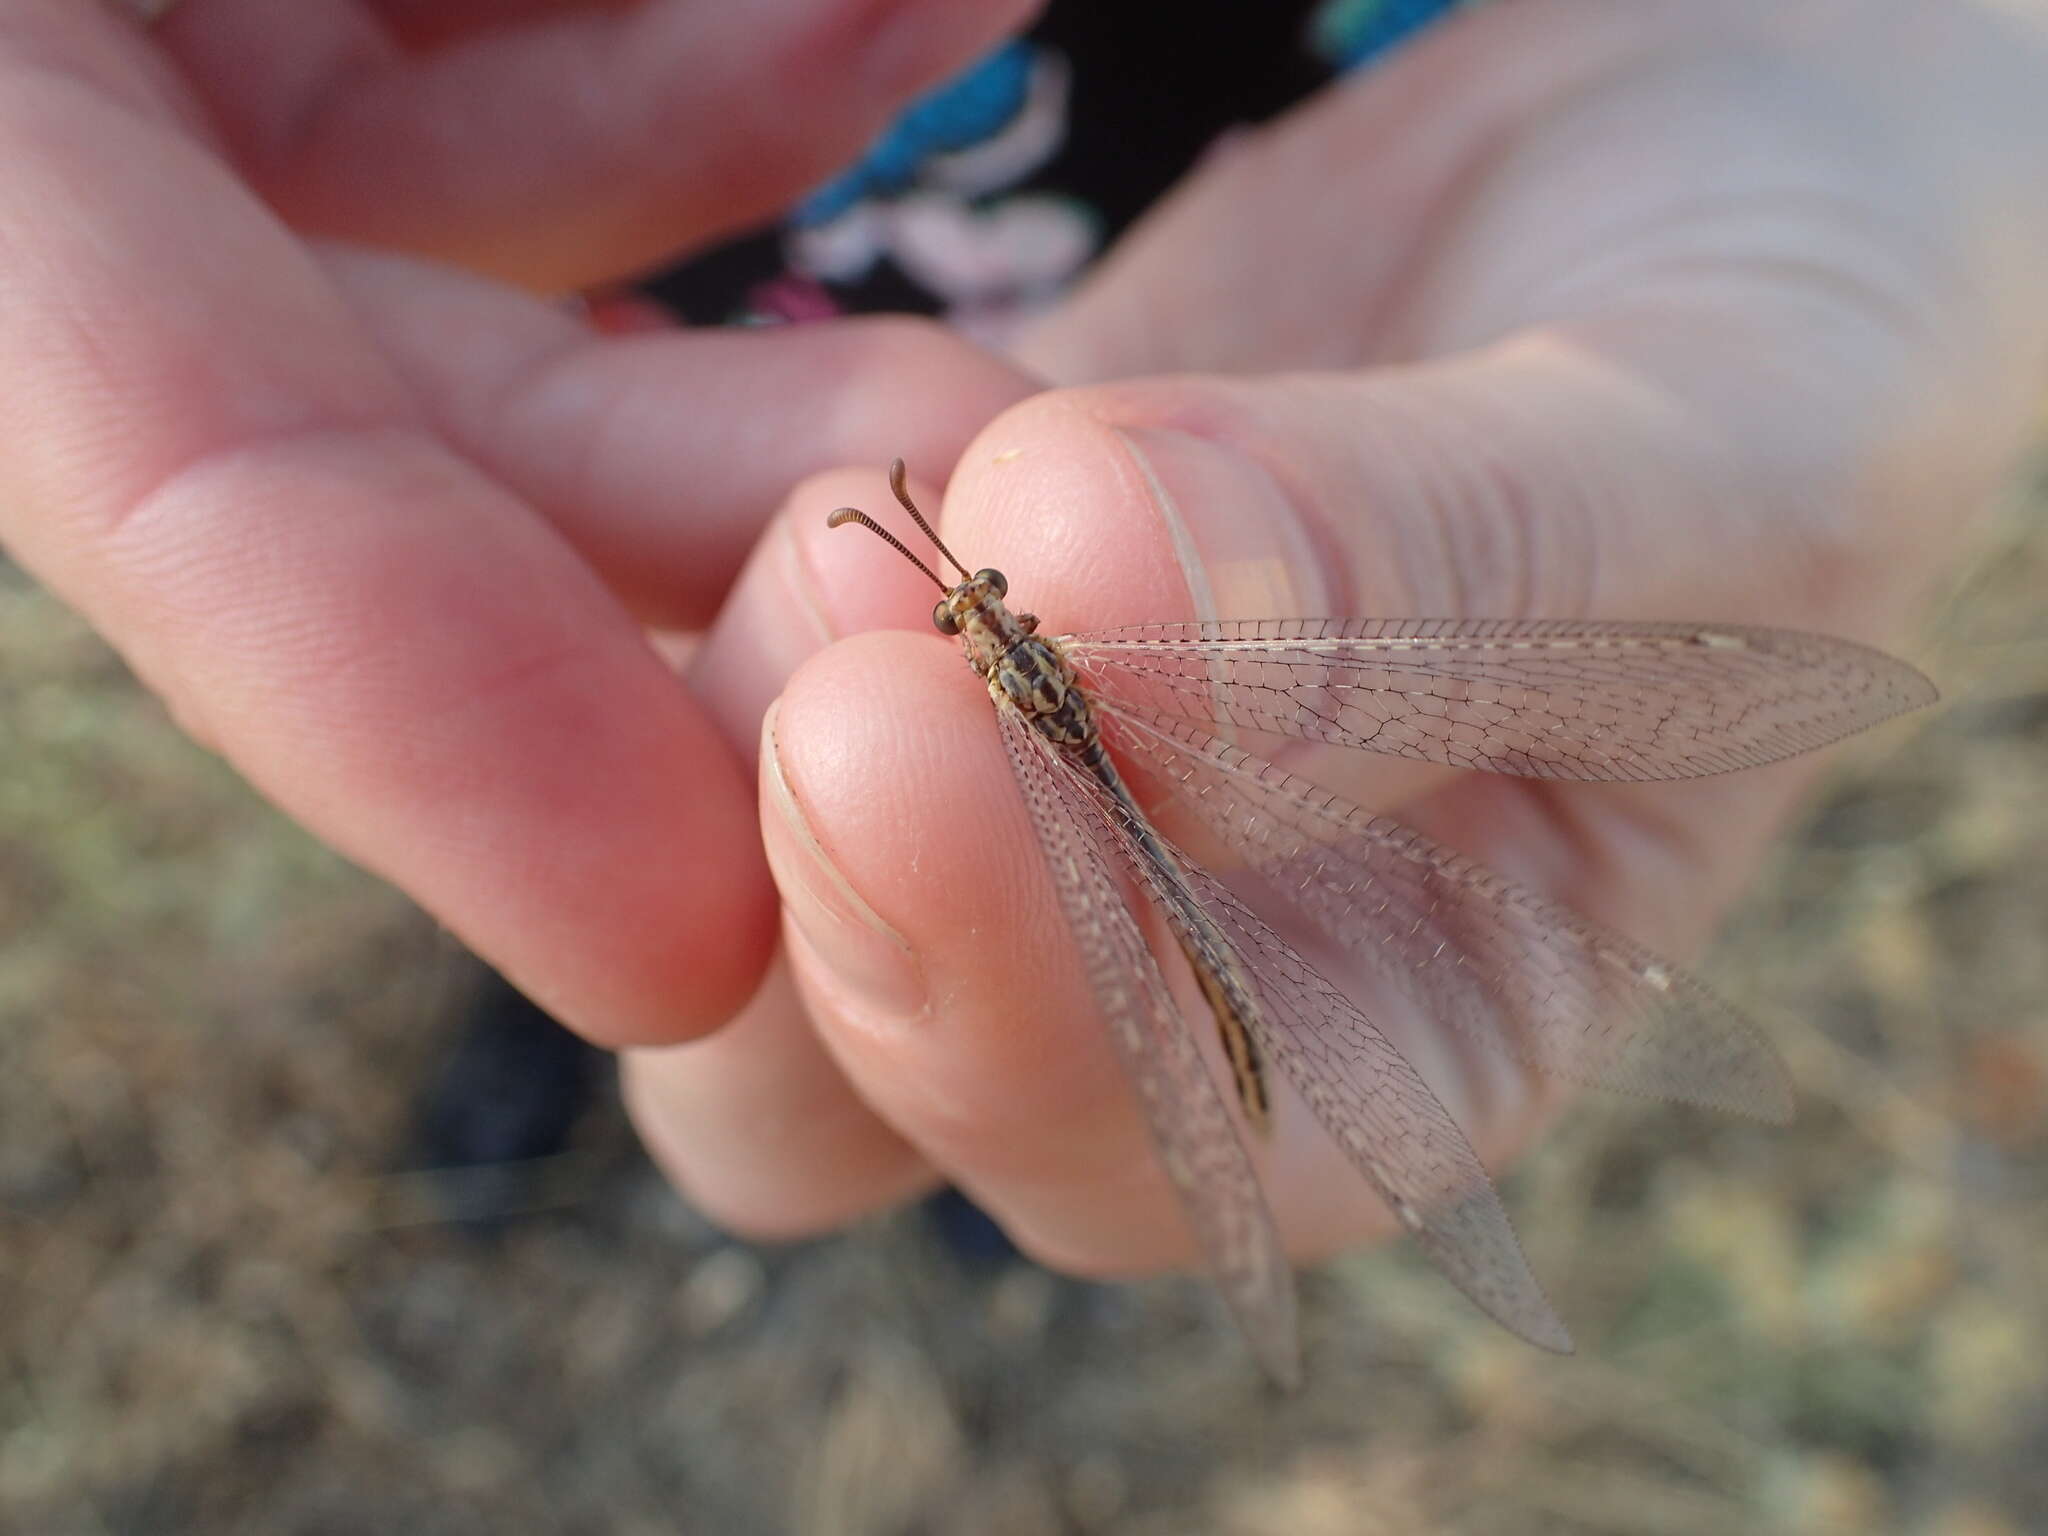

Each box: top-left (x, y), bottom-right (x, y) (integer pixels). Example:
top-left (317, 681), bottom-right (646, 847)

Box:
top-left (983, 633), bottom-right (1094, 749)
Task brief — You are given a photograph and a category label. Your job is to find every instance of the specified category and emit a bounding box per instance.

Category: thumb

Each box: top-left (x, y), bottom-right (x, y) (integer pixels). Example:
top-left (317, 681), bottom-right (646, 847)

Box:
top-left (933, 347), bottom-right (1912, 844)
top-left (928, 345), bottom-right (1953, 975)
top-left (945, 348), bottom-right (1919, 648)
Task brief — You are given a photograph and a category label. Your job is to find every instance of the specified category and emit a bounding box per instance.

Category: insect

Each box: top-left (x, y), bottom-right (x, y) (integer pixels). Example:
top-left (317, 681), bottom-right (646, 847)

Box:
top-left (827, 459), bottom-right (1937, 1384)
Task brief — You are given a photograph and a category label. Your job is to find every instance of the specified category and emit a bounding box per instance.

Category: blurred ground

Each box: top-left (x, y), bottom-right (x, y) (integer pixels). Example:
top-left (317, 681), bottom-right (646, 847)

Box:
top-left (3, 459), bottom-right (2045, 1536)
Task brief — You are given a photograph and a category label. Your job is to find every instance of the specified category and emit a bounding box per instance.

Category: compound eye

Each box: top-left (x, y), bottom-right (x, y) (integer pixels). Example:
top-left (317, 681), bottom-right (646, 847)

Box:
top-left (932, 600), bottom-right (961, 635)
top-left (975, 568), bottom-right (1008, 598)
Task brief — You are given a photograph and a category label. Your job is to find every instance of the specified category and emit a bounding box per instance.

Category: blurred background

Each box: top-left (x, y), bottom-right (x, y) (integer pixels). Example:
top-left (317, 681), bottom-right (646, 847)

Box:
top-left (3, 457), bottom-right (2045, 1533)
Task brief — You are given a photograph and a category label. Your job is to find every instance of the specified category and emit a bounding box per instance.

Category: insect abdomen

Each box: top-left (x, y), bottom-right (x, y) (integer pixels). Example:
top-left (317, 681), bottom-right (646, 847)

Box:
top-left (1183, 936), bottom-right (1273, 1133)
top-left (1069, 733), bottom-right (1274, 1134)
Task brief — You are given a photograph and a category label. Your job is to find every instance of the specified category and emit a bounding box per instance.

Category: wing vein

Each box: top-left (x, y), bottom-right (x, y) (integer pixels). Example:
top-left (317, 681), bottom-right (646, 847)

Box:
top-left (1064, 619), bottom-right (1936, 781)
top-left (995, 706), bottom-right (1301, 1384)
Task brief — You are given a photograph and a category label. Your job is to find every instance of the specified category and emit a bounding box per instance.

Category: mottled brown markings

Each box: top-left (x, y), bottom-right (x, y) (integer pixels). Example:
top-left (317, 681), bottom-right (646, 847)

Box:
top-left (989, 623), bottom-right (1279, 1129)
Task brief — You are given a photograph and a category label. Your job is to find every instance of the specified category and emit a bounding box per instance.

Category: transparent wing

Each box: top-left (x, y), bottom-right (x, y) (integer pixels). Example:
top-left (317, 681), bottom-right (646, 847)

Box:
top-left (1100, 702), bottom-right (1795, 1122)
top-left (1057, 727), bottom-right (1571, 1353)
top-left (1064, 619), bottom-right (1937, 781)
top-left (995, 706), bottom-right (1301, 1386)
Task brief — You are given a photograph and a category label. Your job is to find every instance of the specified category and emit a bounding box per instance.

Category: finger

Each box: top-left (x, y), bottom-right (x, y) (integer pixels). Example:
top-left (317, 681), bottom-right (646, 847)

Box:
top-left (162, 0), bottom-right (1043, 289)
top-left (0, 21), bottom-right (773, 1045)
top-left (622, 446), bottom-right (1243, 1242)
top-left (622, 950), bottom-right (939, 1238)
top-left (323, 248), bottom-right (1039, 629)
top-left (608, 463), bottom-right (962, 1233)
top-left (650, 444), bottom-right (1530, 1261)
top-left (648, 421), bottom-right (1552, 1252)
top-left (336, 280), bottom-right (1027, 1222)
top-left (765, 631), bottom-right (1496, 1271)
top-left (927, 370), bottom-right (1913, 953)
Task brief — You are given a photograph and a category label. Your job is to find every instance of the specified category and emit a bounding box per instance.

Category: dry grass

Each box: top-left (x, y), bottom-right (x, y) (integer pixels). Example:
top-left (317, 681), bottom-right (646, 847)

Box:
top-left (3, 464), bottom-right (2044, 1536)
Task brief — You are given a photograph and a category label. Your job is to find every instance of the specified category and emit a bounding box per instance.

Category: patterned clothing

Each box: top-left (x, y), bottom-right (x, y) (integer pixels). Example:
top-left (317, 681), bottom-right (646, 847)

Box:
top-left (643, 0), bottom-right (1476, 332)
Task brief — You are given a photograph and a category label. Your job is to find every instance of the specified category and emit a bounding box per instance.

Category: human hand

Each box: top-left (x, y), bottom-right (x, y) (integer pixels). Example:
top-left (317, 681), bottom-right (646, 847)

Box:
top-left (0, 0), bottom-right (1040, 1045)
top-left (630, 0), bottom-right (2048, 1278)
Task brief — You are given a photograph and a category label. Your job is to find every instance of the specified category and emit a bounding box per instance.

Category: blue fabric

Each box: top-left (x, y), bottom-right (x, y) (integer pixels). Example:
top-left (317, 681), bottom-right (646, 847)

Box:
top-left (797, 4), bottom-right (1472, 231)
top-left (1311, 0), bottom-right (1471, 70)
top-left (793, 42), bottom-right (1037, 226)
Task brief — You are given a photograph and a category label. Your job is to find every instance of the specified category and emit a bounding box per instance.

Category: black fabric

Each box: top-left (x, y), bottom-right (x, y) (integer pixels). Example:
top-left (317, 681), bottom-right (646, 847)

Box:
top-left (643, 0), bottom-right (1332, 323)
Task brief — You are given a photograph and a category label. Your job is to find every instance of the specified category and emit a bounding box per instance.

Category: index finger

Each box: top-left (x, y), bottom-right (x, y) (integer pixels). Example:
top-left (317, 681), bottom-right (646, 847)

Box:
top-left (0, 15), bottom-right (769, 1043)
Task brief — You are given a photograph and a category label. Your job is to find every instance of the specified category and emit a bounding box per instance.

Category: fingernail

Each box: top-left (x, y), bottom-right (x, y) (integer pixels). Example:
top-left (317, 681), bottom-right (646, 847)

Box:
top-left (760, 701), bottom-right (927, 1019)
top-left (1116, 426), bottom-right (1334, 622)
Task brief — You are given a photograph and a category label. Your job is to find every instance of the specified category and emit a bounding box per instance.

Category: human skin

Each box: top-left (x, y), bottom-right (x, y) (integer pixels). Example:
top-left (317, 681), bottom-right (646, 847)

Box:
top-left (6, 1), bottom-right (2045, 1277)
top-left (624, 0), bottom-right (2048, 1270)
top-left (0, 0), bottom-right (1040, 1046)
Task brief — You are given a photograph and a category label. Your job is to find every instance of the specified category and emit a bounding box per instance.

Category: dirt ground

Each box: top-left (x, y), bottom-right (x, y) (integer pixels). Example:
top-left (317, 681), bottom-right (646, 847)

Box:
top-left (4, 458), bottom-right (2045, 1536)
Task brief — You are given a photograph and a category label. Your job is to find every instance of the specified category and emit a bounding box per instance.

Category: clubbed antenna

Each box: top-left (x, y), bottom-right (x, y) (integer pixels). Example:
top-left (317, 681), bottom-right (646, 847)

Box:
top-left (825, 505), bottom-right (946, 592)
top-left (887, 459), bottom-right (971, 580)
top-left (824, 460), bottom-right (971, 590)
